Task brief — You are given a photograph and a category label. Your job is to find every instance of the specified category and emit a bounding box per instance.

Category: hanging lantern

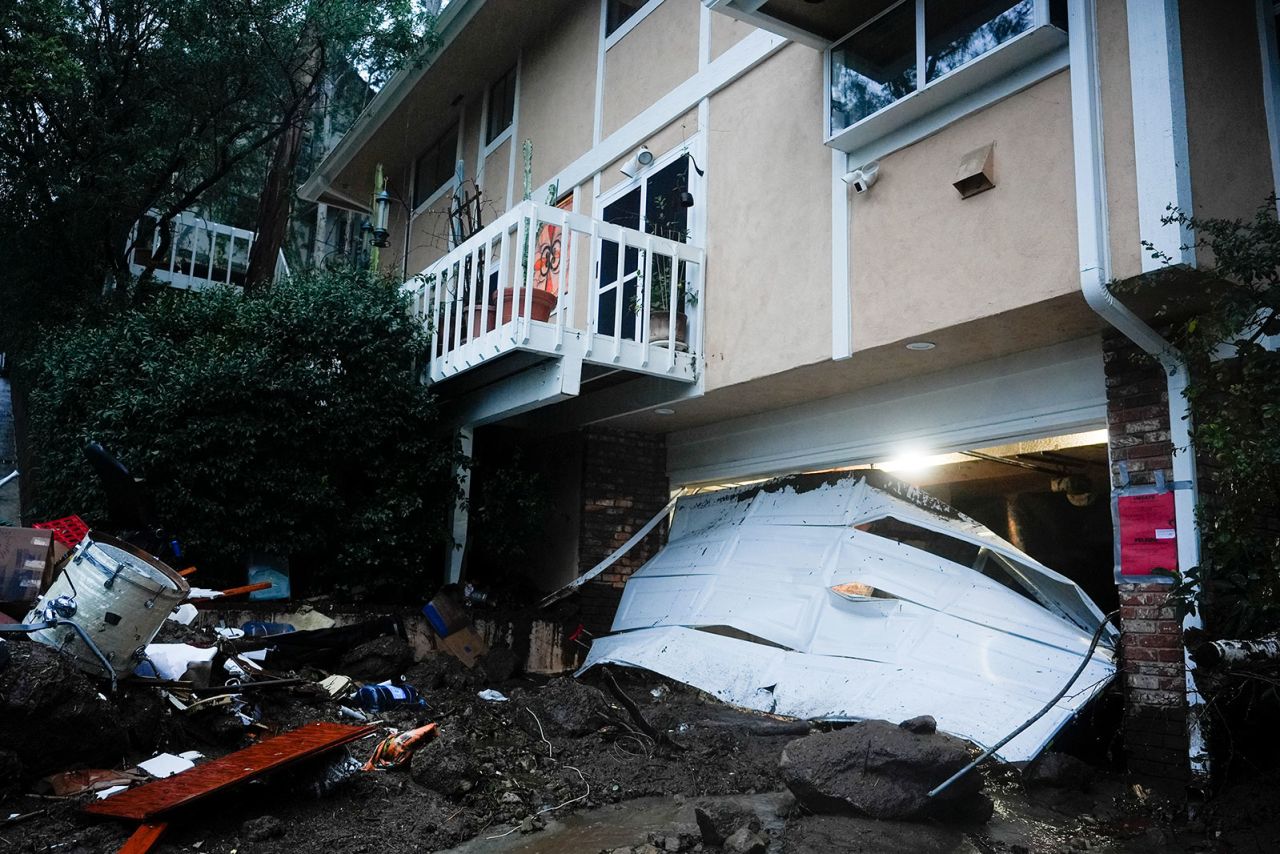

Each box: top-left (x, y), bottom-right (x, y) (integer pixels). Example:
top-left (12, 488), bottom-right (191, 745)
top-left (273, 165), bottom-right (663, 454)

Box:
top-left (371, 188), bottom-right (392, 248)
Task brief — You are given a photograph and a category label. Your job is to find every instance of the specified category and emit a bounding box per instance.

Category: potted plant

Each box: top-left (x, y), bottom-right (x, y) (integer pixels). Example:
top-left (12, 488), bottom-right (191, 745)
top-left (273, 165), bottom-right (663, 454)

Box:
top-left (633, 254), bottom-right (697, 350)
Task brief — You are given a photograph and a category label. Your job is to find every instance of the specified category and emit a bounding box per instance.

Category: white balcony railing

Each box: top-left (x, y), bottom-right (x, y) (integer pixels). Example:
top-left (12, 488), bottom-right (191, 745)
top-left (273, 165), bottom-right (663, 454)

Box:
top-left (406, 200), bottom-right (704, 386)
top-left (128, 211), bottom-right (288, 290)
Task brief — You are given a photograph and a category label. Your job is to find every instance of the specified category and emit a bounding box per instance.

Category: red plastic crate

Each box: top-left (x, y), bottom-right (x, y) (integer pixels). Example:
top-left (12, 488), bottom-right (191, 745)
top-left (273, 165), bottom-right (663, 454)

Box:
top-left (32, 515), bottom-right (90, 548)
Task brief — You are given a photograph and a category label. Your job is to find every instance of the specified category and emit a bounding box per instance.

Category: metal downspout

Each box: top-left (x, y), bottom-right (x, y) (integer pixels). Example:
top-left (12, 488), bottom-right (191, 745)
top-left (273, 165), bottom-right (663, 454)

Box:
top-left (1068, 0), bottom-right (1209, 793)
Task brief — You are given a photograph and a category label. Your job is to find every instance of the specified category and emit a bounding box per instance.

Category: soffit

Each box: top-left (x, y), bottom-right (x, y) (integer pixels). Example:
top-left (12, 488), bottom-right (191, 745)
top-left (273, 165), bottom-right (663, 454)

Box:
top-left (308, 0), bottom-right (578, 210)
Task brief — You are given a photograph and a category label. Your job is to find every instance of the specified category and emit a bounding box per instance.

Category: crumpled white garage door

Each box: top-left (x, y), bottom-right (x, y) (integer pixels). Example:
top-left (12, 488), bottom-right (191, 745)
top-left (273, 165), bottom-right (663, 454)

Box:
top-left (580, 471), bottom-right (1117, 763)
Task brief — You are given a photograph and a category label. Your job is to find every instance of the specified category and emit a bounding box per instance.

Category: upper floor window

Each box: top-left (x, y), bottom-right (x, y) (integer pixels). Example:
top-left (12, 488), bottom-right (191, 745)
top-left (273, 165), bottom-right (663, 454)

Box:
top-left (606, 0), bottom-right (655, 38)
top-left (830, 0), bottom-right (1066, 137)
top-left (485, 67), bottom-right (516, 146)
top-left (413, 123), bottom-right (459, 208)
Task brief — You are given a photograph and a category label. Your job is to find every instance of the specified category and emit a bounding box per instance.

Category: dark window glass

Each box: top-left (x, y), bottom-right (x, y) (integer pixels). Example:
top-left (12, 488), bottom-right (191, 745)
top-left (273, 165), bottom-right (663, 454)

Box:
top-left (925, 0), bottom-right (1035, 83)
top-left (485, 67), bottom-right (516, 145)
top-left (830, 0), bottom-right (917, 130)
top-left (412, 124), bottom-right (459, 208)
top-left (606, 0), bottom-right (649, 37)
top-left (857, 516), bottom-right (982, 569)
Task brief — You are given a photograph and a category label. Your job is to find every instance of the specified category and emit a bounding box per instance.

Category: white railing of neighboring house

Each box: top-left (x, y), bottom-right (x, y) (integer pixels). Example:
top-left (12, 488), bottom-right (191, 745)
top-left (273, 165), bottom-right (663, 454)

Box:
top-left (128, 211), bottom-right (289, 290)
top-left (405, 200), bottom-right (704, 385)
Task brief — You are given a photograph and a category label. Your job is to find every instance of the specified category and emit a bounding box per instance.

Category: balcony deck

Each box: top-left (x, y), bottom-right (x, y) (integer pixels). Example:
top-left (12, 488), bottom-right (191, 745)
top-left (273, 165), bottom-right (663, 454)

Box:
top-left (406, 201), bottom-right (704, 422)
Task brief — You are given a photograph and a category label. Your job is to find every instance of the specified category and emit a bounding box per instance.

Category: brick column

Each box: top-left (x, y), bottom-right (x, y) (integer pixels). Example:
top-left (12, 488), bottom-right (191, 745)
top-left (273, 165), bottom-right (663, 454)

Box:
top-left (1104, 331), bottom-right (1189, 786)
top-left (576, 428), bottom-right (668, 634)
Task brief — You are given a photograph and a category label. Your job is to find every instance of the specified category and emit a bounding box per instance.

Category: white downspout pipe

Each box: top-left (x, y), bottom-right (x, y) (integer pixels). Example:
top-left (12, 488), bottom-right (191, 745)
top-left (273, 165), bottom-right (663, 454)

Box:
top-left (1068, 0), bottom-right (1209, 793)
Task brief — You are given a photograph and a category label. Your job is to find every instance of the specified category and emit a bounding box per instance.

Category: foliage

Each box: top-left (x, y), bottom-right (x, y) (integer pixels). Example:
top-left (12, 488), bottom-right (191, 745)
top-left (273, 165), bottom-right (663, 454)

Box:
top-left (0, 0), bottom-right (437, 354)
top-left (20, 266), bottom-right (462, 597)
top-left (1129, 200), bottom-right (1280, 638)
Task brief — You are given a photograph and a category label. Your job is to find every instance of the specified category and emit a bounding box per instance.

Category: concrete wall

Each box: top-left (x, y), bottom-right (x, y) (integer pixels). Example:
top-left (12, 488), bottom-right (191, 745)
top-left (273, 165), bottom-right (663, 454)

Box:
top-left (1098, 0), bottom-right (1143, 281)
top-left (702, 43), bottom-right (832, 389)
top-left (848, 71), bottom-right (1080, 351)
top-left (603, 0), bottom-right (701, 136)
top-left (520, 3), bottom-right (600, 190)
top-left (1181, 0), bottom-right (1275, 224)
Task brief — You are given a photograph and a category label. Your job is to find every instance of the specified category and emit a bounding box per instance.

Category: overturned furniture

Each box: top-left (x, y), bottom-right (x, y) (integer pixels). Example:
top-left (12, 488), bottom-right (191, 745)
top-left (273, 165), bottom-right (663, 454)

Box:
top-left (580, 472), bottom-right (1117, 763)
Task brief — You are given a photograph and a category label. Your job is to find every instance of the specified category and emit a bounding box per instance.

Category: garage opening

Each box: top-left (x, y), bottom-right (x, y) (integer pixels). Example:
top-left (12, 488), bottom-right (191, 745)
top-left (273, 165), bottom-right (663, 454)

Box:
top-left (686, 429), bottom-right (1116, 614)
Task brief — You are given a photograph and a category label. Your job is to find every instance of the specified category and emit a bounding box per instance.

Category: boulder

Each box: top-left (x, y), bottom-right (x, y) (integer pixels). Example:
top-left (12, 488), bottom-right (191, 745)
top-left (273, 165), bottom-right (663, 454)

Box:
top-left (336, 635), bottom-right (414, 682)
top-left (779, 718), bottom-right (993, 823)
top-left (723, 827), bottom-right (768, 854)
top-left (516, 677), bottom-right (611, 737)
top-left (694, 802), bottom-right (760, 847)
top-left (1023, 752), bottom-right (1094, 791)
top-left (479, 645), bottom-right (520, 683)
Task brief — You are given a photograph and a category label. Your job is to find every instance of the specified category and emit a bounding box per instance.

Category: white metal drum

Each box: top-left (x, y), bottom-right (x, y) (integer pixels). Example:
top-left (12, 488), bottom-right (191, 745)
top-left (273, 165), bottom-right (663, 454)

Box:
top-left (25, 532), bottom-right (189, 677)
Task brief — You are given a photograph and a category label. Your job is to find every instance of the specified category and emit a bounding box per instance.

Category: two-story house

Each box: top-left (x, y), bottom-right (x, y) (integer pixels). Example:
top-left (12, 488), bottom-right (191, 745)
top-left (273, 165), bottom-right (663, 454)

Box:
top-left (300, 0), bottom-right (1280, 789)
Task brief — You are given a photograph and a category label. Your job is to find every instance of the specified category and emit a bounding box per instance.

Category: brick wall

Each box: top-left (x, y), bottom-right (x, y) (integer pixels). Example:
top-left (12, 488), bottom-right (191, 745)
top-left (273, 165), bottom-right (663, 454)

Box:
top-left (576, 427), bottom-right (669, 634)
top-left (1104, 331), bottom-right (1189, 786)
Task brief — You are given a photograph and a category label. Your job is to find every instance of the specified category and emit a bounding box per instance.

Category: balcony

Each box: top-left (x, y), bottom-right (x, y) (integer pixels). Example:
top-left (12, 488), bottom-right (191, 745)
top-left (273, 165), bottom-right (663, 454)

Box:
top-left (405, 201), bottom-right (704, 419)
top-left (128, 211), bottom-right (289, 290)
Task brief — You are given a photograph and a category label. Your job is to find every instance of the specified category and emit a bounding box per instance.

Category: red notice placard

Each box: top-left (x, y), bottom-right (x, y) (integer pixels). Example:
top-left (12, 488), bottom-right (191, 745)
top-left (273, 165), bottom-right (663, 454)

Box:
top-left (1117, 491), bottom-right (1178, 576)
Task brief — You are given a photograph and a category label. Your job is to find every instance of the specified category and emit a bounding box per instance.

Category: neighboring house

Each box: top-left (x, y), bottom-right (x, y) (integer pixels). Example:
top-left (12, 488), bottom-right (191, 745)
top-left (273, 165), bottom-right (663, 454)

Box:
top-left (299, 0), bottom-right (1280, 789)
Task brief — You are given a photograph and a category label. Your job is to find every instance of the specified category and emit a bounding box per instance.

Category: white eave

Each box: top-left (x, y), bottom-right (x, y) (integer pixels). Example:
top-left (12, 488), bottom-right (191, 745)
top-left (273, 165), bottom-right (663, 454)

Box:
top-left (297, 0), bottom-right (488, 210)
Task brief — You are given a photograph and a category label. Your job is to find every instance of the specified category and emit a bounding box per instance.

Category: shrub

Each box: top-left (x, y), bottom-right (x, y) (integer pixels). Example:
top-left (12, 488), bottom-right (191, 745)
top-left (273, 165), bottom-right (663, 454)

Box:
top-left (22, 266), bottom-right (461, 598)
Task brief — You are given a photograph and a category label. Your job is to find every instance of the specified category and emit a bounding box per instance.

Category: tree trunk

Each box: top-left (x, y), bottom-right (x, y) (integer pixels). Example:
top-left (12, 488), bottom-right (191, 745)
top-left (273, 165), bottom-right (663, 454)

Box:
top-left (1194, 633), bottom-right (1280, 669)
top-left (245, 28), bottom-right (324, 289)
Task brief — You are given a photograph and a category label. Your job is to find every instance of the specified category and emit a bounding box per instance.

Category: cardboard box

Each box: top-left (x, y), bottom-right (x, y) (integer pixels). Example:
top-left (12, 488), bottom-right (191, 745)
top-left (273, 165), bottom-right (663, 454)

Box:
top-left (422, 593), bottom-right (469, 637)
top-left (0, 527), bottom-right (54, 605)
top-left (436, 624), bottom-right (488, 669)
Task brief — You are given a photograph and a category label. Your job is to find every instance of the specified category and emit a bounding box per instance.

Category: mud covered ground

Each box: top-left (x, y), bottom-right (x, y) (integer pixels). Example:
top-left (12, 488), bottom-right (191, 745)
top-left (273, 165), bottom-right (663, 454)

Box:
top-left (2, 630), bottom-right (1279, 853)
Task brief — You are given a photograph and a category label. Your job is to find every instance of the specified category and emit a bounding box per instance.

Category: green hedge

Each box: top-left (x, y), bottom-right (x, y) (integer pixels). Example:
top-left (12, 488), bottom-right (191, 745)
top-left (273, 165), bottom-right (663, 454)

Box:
top-left (22, 267), bottom-right (461, 597)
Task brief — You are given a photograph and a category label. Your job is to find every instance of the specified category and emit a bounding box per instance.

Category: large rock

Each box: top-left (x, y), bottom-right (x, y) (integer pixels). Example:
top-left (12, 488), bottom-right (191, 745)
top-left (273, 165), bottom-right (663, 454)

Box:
top-left (1023, 751), bottom-right (1094, 791)
top-left (779, 718), bottom-right (993, 823)
top-left (336, 635), bottom-right (414, 682)
top-left (516, 677), bottom-right (611, 737)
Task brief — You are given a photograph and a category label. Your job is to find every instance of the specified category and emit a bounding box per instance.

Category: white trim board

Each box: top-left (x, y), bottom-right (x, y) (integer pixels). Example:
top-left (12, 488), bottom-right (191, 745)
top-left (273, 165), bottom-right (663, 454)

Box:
top-left (667, 337), bottom-right (1106, 485)
top-left (1127, 0), bottom-right (1195, 269)
top-left (605, 0), bottom-right (665, 50)
top-left (533, 28), bottom-right (787, 204)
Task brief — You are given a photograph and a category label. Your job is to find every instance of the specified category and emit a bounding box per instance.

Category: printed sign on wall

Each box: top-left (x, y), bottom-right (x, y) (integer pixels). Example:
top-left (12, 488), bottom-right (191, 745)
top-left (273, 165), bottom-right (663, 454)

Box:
top-left (1117, 491), bottom-right (1178, 576)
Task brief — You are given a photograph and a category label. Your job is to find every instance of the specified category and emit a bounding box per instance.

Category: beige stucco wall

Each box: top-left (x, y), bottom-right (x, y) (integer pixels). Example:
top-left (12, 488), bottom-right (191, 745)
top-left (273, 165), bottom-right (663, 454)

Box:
top-left (519, 3), bottom-right (600, 190)
top-left (479, 138), bottom-right (512, 217)
top-left (703, 43), bottom-right (832, 390)
top-left (1098, 0), bottom-right (1143, 280)
top-left (710, 11), bottom-right (755, 60)
top-left (849, 71), bottom-right (1080, 351)
top-left (603, 0), bottom-right (700, 136)
top-left (1181, 0), bottom-right (1275, 224)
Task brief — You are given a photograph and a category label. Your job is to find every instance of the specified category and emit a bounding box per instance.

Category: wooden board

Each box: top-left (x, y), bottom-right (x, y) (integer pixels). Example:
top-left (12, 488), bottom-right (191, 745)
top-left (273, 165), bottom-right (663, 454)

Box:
top-left (85, 723), bottom-right (376, 822)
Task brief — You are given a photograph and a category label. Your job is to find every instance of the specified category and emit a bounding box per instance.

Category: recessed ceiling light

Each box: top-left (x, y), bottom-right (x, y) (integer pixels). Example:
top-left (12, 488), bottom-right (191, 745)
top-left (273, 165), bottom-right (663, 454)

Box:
top-left (905, 341), bottom-right (936, 351)
top-left (654, 407), bottom-right (676, 415)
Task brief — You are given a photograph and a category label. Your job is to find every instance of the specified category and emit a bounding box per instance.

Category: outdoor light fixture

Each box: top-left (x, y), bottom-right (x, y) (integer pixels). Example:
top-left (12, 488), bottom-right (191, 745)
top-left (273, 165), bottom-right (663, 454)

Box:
top-left (654, 407), bottom-right (676, 416)
top-left (905, 341), bottom-right (936, 351)
top-left (371, 188), bottom-right (392, 248)
top-left (620, 145), bottom-right (655, 179)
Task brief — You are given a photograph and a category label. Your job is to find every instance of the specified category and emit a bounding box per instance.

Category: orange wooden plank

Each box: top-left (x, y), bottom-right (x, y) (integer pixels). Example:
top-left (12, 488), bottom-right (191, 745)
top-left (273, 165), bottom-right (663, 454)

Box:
top-left (118, 822), bottom-right (167, 854)
top-left (86, 723), bottom-right (376, 822)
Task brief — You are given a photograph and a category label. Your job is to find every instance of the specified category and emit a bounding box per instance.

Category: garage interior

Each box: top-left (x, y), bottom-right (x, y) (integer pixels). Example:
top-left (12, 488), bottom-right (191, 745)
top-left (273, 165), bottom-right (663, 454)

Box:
top-left (865, 430), bottom-right (1117, 613)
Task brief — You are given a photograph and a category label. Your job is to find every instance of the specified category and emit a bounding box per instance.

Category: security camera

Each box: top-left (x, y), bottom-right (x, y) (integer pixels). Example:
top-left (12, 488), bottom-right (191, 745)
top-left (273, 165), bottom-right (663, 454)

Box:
top-left (842, 160), bottom-right (880, 194)
top-left (620, 158), bottom-right (639, 179)
top-left (636, 145), bottom-right (654, 166)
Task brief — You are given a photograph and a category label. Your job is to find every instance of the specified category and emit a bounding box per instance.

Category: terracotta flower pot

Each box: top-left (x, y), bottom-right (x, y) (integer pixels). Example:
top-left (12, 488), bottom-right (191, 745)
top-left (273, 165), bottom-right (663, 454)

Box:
top-left (649, 311), bottom-right (689, 350)
top-left (497, 287), bottom-right (558, 324)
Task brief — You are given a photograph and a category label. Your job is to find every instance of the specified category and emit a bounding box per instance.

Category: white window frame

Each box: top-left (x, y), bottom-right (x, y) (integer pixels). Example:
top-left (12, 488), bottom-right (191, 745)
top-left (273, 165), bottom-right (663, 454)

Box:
top-left (604, 0), bottom-right (664, 50)
top-left (824, 0), bottom-right (1068, 156)
top-left (594, 136), bottom-right (704, 327)
top-left (410, 120), bottom-right (462, 218)
top-left (481, 65), bottom-right (517, 158)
